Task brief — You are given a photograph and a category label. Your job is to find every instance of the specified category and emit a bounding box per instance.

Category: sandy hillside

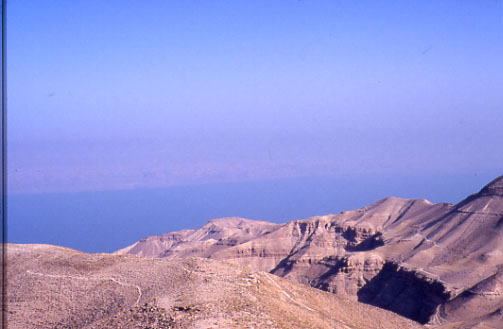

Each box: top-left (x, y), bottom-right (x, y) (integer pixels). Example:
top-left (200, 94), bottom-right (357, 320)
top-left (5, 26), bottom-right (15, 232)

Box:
top-left (7, 243), bottom-right (422, 329)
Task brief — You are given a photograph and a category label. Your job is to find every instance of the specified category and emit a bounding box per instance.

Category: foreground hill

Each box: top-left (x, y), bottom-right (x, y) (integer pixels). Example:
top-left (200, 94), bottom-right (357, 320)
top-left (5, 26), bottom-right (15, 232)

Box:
top-left (7, 243), bottom-right (422, 329)
top-left (119, 175), bottom-right (503, 328)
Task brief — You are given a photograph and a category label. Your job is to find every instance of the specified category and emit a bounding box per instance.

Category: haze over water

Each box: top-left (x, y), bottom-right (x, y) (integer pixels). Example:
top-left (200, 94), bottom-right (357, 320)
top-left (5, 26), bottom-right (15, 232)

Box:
top-left (7, 1), bottom-right (503, 252)
top-left (8, 172), bottom-right (499, 253)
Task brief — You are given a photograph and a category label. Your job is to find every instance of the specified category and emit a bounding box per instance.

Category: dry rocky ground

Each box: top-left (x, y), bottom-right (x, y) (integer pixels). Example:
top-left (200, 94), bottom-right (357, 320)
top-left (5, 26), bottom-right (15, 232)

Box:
top-left (7, 243), bottom-right (421, 329)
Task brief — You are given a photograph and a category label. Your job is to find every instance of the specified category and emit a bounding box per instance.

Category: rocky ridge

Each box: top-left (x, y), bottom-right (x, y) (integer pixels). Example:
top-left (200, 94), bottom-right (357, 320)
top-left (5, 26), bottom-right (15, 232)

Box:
top-left (119, 175), bottom-right (503, 327)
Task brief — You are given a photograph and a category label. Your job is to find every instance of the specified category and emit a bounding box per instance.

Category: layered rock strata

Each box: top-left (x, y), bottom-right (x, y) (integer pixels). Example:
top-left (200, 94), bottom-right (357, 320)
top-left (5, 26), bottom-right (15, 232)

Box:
top-left (119, 175), bottom-right (503, 327)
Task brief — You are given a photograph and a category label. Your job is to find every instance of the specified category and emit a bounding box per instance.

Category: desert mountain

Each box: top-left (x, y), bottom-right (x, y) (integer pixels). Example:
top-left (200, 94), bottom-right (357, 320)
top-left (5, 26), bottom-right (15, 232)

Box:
top-left (7, 243), bottom-right (421, 329)
top-left (118, 175), bottom-right (503, 328)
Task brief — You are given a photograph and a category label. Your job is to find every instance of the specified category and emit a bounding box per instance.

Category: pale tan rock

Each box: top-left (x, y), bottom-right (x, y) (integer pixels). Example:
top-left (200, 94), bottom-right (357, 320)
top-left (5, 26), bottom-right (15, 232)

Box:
top-left (7, 243), bottom-right (421, 329)
top-left (120, 175), bottom-right (503, 327)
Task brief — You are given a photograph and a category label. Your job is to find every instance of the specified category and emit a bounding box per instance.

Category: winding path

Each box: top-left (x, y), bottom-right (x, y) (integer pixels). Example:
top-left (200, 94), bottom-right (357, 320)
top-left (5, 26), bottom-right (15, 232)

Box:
top-left (26, 270), bottom-right (143, 307)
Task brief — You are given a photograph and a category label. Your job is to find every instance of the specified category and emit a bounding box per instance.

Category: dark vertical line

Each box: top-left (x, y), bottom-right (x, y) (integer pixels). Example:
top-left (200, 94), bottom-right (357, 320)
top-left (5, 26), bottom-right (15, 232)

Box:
top-left (1, 0), bottom-right (6, 328)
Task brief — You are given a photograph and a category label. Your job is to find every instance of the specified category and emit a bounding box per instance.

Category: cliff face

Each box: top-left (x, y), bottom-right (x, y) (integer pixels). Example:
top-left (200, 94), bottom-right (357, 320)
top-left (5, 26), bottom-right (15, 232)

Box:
top-left (357, 262), bottom-right (451, 324)
top-left (306, 253), bottom-right (386, 296)
top-left (118, 175), bottom-right (503, 327)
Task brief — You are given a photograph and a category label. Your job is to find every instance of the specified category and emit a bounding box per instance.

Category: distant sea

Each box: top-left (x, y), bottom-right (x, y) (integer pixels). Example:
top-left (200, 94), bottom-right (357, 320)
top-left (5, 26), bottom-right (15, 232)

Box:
top-left (7, 172), bottom-right (498, 253)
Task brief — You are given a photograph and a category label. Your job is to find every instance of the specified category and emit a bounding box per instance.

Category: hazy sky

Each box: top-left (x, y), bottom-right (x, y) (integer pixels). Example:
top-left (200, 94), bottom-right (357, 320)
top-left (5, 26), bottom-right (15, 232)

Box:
top-left (8, 0), bottom-right (503, 194)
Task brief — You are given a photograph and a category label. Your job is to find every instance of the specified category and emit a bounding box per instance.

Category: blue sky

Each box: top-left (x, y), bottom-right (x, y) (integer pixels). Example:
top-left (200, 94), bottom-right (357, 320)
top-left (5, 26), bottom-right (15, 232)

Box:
top-left (7, 0), bottom-right (503, 194)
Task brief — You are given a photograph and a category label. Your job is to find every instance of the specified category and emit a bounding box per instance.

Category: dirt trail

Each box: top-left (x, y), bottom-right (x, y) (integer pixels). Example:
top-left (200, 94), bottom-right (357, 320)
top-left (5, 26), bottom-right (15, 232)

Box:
top-left (26, 270), bottom-right (143, 306)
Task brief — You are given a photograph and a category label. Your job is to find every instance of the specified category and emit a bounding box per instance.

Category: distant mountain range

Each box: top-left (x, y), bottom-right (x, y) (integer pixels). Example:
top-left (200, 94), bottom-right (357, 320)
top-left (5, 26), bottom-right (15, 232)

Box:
top-left (117, 175), bottom-right (503, 328)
